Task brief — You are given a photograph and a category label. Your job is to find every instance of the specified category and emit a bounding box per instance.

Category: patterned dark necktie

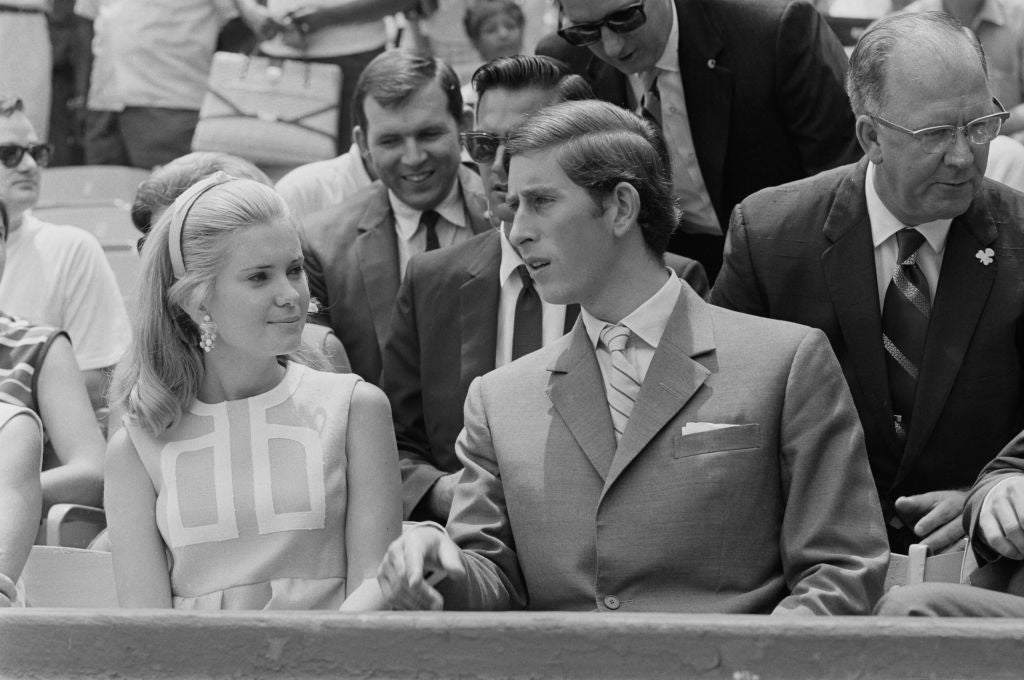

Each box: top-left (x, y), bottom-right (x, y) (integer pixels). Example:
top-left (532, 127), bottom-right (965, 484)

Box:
top-left (511, 265), bottom-right (542, 360)
top-left (882, 228), bottom-right (931, 443)
top-left (420, 209), bottom-right (440, 251)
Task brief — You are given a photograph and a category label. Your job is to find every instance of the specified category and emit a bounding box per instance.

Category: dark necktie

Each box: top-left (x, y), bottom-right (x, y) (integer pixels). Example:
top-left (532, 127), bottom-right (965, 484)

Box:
top-left (641, 71), bottom-right (662, 129)
top-left (511, 264), bottom-right (543, 360)
top-left (882, 228), bottom-right (931, 443)
top-left (420, 209), bottom-right (440, 251)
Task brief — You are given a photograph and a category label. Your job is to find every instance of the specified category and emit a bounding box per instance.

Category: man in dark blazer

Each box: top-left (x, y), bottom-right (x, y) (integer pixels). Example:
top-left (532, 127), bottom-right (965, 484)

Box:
top-left (537, 0), bottom-right (862, 281)
top-left (380, 55), bottom-right (709, 522)
top-left (377, 100), bottom-right (887, 615)
top-left (302, 50), bottom-right (490, 384)
top-left (710, 12), bottom-right (1024, 553)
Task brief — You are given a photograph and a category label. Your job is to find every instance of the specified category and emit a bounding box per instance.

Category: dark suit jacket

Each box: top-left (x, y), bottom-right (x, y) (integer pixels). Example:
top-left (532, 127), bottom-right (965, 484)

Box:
top-left (380, 229), bottom-right (710, 520)
top-left (301, 167), bottom-right (490, 384)
top-left (710, 158), bottom-right (1024, 550)
top-left (537, 0), bottom-right (861, 233)
top-left (438, 284), bottom-right (888, 613)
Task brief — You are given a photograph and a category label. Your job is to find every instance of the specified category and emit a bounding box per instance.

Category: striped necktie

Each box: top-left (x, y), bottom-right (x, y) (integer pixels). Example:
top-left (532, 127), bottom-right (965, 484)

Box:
top-left (600, 324), bottom-right (641, 443)
top-left (882, 228), bottom-right (931, 443)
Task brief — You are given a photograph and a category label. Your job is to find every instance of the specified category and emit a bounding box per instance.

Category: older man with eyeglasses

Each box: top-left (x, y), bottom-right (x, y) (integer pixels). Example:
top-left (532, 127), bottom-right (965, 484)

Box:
top-left (710, 11), bottom-right (1024, 556)
top-left (536, 0), bottom-right (860, 282)
top-left (0, 95), bottom-right (130, 424)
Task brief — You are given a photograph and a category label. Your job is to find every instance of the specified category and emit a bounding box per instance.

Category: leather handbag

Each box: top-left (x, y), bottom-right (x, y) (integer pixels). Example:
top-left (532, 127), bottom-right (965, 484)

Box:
top-left (192, 51), bottom-right (341, 166)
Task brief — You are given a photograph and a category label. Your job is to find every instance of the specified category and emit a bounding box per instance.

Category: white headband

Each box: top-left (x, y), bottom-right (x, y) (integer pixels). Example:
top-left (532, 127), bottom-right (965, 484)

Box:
top-left (168, 172), bottom-right (235, 279)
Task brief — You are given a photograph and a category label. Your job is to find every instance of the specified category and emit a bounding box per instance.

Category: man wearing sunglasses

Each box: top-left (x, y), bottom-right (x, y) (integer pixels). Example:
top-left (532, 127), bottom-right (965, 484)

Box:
top-left (0, 96), bottom-right (130, 417)
top-left (712, 12), bottom-right (1024, 556)
top-left (537, 0), bottom-right (860, 283)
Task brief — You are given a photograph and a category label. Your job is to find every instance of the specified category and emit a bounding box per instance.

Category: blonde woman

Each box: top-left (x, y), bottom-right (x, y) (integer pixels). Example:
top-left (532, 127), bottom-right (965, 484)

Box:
top-left (105, 175), bottom-right (400, 610)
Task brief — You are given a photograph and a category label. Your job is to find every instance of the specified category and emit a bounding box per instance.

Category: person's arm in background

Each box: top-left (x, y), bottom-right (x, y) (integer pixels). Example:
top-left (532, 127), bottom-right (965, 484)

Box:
top-left (0, 411), bottom-right (42, 607)
top-left (36, 335), bottom-right (104, 510)
top-left (284, 0), bottom-right (435, 35)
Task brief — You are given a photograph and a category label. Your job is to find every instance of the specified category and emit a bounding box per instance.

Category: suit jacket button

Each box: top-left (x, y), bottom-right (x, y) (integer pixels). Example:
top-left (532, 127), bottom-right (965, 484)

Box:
top-left (603, 595), bottom-right (621, 610)
top-left (707, 58), bottom-right (716, 69)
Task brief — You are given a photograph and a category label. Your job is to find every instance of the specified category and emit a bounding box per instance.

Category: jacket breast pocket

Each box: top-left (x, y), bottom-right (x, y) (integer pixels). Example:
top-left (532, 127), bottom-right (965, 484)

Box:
top-left (672, 424), bottom-right (760, 460)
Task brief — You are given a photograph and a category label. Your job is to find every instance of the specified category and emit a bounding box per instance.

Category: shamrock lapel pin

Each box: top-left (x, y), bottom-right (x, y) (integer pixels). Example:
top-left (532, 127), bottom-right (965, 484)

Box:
top-left (976, 248), bottom-right (995, 266)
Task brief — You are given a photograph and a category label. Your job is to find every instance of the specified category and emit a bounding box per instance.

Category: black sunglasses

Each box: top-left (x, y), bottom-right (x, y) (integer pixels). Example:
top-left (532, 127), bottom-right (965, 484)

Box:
top-left (556, 0), bottom-right (647, 47)
top-left (461, 131), bottom-right (505, 164)
top-left (0, 143), bottom-right (53, 169)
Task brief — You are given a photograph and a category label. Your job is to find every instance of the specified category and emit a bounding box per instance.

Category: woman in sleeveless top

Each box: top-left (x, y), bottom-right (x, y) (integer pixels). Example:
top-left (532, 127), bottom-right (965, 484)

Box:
top-left (105, 175), bottom-right (401, 610)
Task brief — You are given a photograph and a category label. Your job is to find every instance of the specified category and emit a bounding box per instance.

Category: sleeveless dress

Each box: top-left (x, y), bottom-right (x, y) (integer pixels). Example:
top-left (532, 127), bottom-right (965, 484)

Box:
top-left (125, 362), bottom-right (360, 609)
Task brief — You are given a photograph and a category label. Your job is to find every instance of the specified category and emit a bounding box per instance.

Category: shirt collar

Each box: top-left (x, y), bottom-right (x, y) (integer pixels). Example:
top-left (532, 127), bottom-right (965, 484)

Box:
top-left (865, 162), bottom-right (952, 255)
top-left (498, 224), bottom-right (526, 286)
top-left (581, 272), bottom-right (681, 350)
top-left (390, 178), bottom-right (466, 242)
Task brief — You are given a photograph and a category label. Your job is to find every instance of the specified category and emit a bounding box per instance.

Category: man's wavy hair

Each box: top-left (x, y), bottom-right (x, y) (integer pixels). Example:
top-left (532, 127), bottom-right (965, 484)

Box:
top-left (505, 99), bottom-right (677, 255)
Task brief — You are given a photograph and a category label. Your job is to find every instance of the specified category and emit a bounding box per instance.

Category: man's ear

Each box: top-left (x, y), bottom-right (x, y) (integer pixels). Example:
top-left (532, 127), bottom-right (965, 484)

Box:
top-left (353, 125), bottom-right (377, 178)
top-left (609, 181), bottom-right (641, 238)
top-left (460, 106), bottom-right (474, 133)
top-left (856, 114), bottom-right (883, 164)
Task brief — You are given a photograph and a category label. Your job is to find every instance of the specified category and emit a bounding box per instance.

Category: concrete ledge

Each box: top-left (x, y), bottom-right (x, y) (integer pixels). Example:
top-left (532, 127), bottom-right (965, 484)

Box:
top-left (3, 610), bottom-right (1024, 679)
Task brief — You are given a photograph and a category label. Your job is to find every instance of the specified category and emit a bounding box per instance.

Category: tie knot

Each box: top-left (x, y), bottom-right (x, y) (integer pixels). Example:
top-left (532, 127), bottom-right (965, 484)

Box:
top-left (419, 209), bottom-right (440, 229)
top-left (516, 264), bottom-right (534, 290)
top-left (600, 324), bottom-right (631, 353)
top-left (896, 228), bottom-right (926, 265)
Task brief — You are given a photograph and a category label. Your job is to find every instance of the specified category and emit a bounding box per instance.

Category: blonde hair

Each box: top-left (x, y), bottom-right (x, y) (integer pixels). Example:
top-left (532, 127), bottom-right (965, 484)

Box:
top-left (112, 178), bottom-right (323, 434)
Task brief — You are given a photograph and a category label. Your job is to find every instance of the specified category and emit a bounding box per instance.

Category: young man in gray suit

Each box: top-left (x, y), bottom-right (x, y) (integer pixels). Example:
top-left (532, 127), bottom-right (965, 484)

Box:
top-left (377, 99), bottom-right (888, 615)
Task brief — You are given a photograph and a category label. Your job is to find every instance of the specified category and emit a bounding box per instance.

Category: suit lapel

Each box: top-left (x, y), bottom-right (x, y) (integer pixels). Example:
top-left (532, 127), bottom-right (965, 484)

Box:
top-left (603, 285), bottom-right (713, 494)
top-left (459, 231), bottom-right (502, 397)
top-left (355, 189), bottom-right (401, 348)
top-left (821, 161), bottom-right (904, 472)
top-left (548, 327), bottom-right (618, 481)
top-left (896, 205), bottom-right (998, 485)
top-left (676, 0), bottom-right (729, 213)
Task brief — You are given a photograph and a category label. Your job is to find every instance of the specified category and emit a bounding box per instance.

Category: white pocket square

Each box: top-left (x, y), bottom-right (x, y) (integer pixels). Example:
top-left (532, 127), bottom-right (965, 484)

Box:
top-left (681, 422), bottom-right (741, 436)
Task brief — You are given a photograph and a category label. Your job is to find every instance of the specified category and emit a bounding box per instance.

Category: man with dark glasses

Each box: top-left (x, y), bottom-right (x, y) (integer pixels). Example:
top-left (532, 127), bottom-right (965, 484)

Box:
top-left (538, 0), bottom-right (859, 282)
top-left (712, 12), bottom-right (1024, 557)
top-left (0, 95), bottom-right (130, 416)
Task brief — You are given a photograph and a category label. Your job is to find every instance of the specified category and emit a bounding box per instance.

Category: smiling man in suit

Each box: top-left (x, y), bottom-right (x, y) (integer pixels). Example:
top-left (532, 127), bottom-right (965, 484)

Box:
top-left (301, 50), bottom-right (491, 384)
top-left (537, 0), bottom-right (861, 281)
top-left (376, 99), bottom-right (887, 614)
top-left (710, 11), bottom-right (1024, 554)
top-left (381, 55), bottom-right (708, 523)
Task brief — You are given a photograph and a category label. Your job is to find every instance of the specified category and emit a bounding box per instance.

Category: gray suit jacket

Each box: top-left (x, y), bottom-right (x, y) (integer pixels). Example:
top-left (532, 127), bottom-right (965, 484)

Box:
top-left (438, 284), bottom-right (888, 614)
top-left (301, 166), bottom-right (490, 383)
top-left (380, 229), bottom-right (710, 520)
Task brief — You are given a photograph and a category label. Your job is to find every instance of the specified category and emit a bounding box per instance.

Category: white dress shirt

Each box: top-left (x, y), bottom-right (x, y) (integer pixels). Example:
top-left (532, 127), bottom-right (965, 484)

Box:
top-left (629, 2), bottom-right (720, 235)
